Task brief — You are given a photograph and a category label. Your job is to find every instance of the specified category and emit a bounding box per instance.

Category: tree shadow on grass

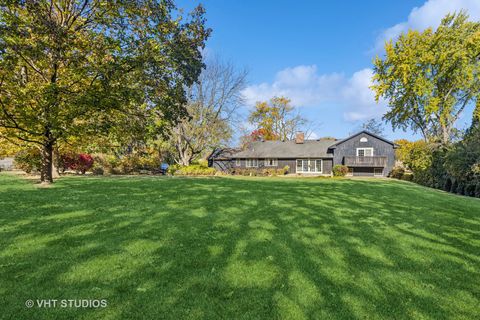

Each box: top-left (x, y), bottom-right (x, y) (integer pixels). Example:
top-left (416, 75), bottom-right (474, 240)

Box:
top-left (0, 175), bottom-right (479, 319)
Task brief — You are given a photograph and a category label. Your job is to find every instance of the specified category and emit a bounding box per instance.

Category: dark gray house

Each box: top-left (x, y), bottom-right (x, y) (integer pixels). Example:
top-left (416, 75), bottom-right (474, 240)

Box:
top-left (209, 131), bottom-right (397, 177)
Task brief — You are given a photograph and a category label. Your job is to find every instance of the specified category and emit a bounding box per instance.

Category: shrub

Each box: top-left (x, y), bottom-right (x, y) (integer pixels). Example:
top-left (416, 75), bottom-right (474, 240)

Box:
top-left (59, 153), bottom-right (94, 174)
top-left (456, 182), bottom-right (465, 195)
top-left (451, 180), bottom-right (458, 194)
top-left (283, 165), bottom-right (290, 174)
top-left (475, 183), bottom-right (480, 198)
top-left (332, 165), bottom-right (348, 177)
top-left (390, 167), bottom-right (405, 179)
top-left (464, 183), bottom-right (476, 197)
top-left (91, 163), bottom-right (104, 175)
top-left (167, 164), bottom-right (181, 175)
top-left (444, 177), bottom-right (452, 192)
top-left (176, 164), bottom-right (216, 176)
top-left (262, 168), bottom-right (272, 176)
top-left (401, 173), bottom-right (414, 181)
top-left (14, 148), bottom-right (42, 173)
top-left (72, 154), bottom-right (94, 174)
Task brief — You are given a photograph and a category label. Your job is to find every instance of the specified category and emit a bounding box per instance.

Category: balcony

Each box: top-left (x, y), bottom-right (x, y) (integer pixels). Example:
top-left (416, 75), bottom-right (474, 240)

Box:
top-left (344, 156), bottom-right (387, 167)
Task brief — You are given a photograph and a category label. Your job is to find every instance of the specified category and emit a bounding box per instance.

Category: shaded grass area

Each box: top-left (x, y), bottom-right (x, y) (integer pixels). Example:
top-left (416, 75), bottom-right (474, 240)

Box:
top-left (0, 173), bottom-right (479, 319)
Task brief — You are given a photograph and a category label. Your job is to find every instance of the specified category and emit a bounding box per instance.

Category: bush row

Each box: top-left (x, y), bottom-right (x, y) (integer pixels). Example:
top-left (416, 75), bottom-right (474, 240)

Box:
top-left (174, 164), bottom-right (216, 176)
top-left (394, 125), bottom-right (480, 198)
top-left (14, 149), bottom-right (94, 174)
top-left (229, 166), bottom-right (290, 176)
top-left (91, 153), bottom-right (162, 175)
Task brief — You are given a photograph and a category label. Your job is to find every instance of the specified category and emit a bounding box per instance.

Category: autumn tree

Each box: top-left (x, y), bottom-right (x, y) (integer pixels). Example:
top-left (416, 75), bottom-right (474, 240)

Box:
top-left (248, 97), bottom-right (310, 141)
top-left (0, 129), bottom-right (22, 157)
top-left (167, 57), bottom-right (247, 165)
top-left (0, 0), bottom-right (210, 183)
top-left (372, 12), bottom-right (480, 145)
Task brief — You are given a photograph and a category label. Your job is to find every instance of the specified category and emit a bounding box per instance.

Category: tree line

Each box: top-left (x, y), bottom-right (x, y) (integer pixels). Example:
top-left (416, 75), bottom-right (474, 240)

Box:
top-left (373, 12), bottom-right (480, 197)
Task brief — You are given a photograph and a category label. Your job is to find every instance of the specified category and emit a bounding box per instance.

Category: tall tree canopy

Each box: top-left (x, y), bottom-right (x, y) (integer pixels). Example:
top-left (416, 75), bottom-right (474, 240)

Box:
top-left (167, 56), bottom-right (247, 165)
top-left (372, 12), bottom-right (480, 145)
top-left (0, 0), bottom-right (210, 182)
top-left (248, 96), bottom-right (309, 141)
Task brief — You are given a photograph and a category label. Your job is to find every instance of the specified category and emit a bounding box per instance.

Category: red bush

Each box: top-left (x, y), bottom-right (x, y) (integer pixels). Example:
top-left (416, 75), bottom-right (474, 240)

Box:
top-left (60, 153), bottom-right (94, 174)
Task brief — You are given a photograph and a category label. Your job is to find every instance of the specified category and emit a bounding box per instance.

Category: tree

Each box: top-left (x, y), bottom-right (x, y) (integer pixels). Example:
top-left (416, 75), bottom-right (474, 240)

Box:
top-left (0, 128), bottom-right (23, 157)
top-left (248, 97), bottom-right (310, 141)
top-left (395, 139), bottom-right (433, 174)
top-left (372, 12), bottom-right (480, 145)
top-left (445, 102), bottom-right (480, 183)
top-left (361, 118), bottom-right (384, 135)
top-left (167, 57), bottom-right (247, 165)
top-left (0, 1), bottom-right (210, 183)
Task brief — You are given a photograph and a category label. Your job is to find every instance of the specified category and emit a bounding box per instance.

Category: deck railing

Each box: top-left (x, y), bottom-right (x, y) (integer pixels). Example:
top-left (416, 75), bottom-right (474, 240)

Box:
top-left (344, 156), bottom-right (387, 167)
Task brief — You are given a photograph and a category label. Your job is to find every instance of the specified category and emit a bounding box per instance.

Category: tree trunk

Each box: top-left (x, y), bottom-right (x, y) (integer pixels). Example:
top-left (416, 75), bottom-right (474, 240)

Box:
top-left (40, 141), bottom-right (54, 184)
top-left (441, 124), bottom-right (450, 145)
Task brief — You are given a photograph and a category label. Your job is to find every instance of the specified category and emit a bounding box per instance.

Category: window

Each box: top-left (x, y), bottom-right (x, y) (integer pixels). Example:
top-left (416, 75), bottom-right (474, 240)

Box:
top-left (235, 159), bottom-right (241, 166)
top-left (356, 148), bottom-right (373, 157)
top-left (296, 159), bottom-right (322, 173)
top-left (374, 168), bottom-right (383, 176)
top-left (264, 158), bottom-right (278, 166)
top-left (360, 137), bottom-right (368, 142)
top-left (246, 159), bottom-right (258, 168)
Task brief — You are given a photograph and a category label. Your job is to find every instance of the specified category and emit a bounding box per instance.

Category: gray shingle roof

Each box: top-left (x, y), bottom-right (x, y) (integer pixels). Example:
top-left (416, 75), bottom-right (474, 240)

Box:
top-left (231, 139), bottom-right (336, 158)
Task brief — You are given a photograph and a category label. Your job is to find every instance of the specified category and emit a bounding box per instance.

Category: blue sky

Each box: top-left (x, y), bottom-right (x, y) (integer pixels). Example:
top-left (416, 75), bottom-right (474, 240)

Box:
top-left (179, 0), bottom-right (480, 142)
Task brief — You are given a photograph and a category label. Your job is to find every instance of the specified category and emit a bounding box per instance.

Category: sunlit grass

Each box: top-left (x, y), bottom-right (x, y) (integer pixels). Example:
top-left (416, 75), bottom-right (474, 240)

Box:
top-left (0, 173), bottom-right (479, 319)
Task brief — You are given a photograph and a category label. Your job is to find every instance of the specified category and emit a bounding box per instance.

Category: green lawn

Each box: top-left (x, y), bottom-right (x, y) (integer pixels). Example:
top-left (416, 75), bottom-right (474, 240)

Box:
top-left (0, 174), bottom-right (479, 320)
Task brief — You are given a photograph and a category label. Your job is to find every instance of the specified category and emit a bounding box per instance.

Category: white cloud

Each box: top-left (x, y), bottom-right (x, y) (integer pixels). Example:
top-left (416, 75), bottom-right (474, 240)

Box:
top-left (307, 131), bottom-right (320, 140)
top-left (242, 65), bottom-right (343, 107)
top-left (373, 0), bottom-right (480, 52)
top-left (242, 65), bottom-right (386, 122)
top-left (341, 69), bottom-right (388, 121)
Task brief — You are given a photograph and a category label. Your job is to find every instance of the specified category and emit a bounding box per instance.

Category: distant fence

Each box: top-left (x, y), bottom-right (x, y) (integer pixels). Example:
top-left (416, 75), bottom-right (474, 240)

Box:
top-left (0, 157), bottom-right (14, 171)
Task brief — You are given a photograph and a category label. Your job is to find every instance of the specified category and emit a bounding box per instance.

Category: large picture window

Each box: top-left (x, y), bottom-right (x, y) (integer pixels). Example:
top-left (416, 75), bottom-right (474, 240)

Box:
top-left (246, 159), bottom-right (258, 168)
top-left (296, 159), bottom-right (323, 173)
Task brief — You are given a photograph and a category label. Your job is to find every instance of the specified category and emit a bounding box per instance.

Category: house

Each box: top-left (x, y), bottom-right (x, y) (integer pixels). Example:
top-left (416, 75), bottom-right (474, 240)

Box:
top-left (207, 147), bottom-right (241, 171)
top-left (209, 131), bottom-right (397, 177)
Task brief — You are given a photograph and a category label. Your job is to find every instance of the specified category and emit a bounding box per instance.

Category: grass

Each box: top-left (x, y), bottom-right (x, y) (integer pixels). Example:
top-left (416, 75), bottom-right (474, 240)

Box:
top-left (0, 173), bottom-right (479, 320)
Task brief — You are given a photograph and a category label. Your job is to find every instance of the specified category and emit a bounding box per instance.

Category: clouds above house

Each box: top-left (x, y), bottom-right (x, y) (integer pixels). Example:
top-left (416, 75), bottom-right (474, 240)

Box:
top-left (242, 65), bottom-right (343, 107)
top-left (242, 65), bottom-right (387, 122)
top-left (373, 0), bottom-right (480, 52)
top-left (242, 0), bottom-right (480, 125)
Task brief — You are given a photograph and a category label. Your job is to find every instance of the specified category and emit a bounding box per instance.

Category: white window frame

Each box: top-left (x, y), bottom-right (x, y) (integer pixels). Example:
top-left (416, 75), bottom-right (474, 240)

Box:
top-left (296, 159), bottom-right (323, 173)
top-left (374, 168), bottom-right (383, 177)
top-left (235, 159), bottom-right (241, 166)
top-left (356, 147), bottom-right (374, 157)
top-left (264, 158), bottom-right (278, 167)
top-left (246, 159), bottom-right (258, 168)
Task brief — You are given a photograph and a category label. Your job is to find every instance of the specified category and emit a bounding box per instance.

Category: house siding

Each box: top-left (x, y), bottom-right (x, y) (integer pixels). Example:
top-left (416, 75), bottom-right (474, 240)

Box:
top-left (229, 158), bottom-right (333, 175)
top-left (332, 132), bottom-right (395, 176)
top-left (212, 159), bottom-right (234, 171)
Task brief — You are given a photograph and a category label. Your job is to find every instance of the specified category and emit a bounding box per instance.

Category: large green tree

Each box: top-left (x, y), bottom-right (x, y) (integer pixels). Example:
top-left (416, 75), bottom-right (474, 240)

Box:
top-left (372, 12), bottom-right (480, 145)
top-left (0, 0), bottom-right (210, 182)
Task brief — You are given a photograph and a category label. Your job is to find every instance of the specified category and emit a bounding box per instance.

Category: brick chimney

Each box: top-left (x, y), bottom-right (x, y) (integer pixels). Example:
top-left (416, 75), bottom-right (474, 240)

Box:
top-left (295, 131), bottom-right (304, 144)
